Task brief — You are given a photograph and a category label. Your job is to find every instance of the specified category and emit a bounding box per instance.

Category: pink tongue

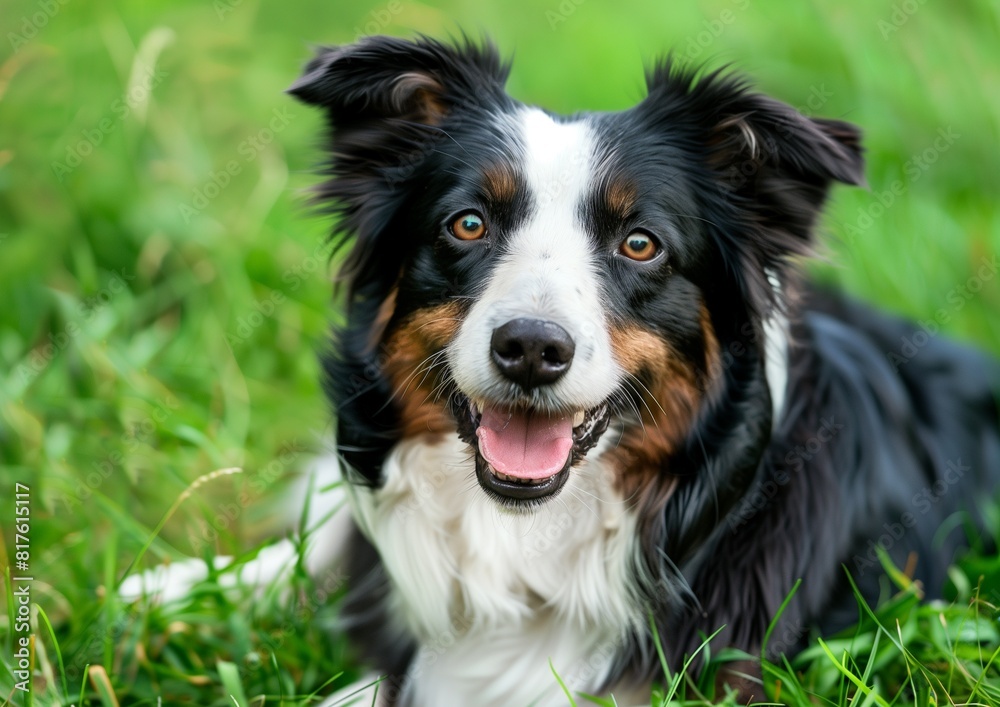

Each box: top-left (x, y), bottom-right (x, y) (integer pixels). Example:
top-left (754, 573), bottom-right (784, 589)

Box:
top-left (476, 407), bottom-right (574, 480)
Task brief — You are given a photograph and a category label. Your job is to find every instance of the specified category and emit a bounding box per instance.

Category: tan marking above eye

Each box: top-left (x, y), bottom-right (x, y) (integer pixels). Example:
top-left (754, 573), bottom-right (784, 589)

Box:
top-left (620, 232), bottom-right (658, 261)
top-left (483, 164), bottom-right (518, 202)
top-left (605, 179), bottom-right (638, 216)
top-left (451, 212), bottom-right (487, 241)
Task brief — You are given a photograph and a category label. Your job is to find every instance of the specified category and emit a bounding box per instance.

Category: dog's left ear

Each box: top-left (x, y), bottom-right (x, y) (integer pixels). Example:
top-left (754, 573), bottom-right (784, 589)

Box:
top-left (709, 93), bottom-right (864, 314)
top-left (704, 90), bottom-right (865, 235)
top-left (642, 64), bottom-right (864, 315)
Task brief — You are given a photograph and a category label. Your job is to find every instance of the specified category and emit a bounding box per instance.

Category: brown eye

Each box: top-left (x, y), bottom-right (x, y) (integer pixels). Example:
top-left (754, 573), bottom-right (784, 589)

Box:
top-left (450, 212), bottom-right (487, 241)
top-left (620, 232), bottom-right (658, 261)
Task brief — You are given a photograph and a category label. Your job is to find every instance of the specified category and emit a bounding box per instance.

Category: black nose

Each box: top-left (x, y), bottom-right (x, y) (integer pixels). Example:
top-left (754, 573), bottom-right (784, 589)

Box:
top-left (490, 318), bottom-right (575, 390)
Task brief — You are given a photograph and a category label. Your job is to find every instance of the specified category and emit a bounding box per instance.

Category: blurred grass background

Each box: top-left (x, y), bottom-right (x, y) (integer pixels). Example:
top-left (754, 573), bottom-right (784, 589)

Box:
top-left (0, 0), bottom-right (998, 704)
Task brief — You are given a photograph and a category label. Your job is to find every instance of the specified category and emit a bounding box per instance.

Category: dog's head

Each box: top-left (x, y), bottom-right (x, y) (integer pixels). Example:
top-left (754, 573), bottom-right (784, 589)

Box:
top-left (290, 36), bottom-right (863, 511)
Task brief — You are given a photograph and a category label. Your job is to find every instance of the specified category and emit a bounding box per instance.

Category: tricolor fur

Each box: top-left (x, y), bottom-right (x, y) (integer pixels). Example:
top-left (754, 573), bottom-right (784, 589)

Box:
top-left (288, 36), bottom-right (1000, 705)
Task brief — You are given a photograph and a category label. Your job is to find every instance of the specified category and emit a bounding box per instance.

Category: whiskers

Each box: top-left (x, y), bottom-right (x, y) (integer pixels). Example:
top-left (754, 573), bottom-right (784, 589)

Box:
top-left (607, 374), bottom-right (667, 449)
top-left (382, 348), bottom-right (451, 418)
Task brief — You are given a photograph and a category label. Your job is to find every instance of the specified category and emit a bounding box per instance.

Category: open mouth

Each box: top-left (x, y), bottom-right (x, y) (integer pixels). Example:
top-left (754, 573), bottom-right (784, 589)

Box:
top-left (452, 396), bottom-right (611, 504)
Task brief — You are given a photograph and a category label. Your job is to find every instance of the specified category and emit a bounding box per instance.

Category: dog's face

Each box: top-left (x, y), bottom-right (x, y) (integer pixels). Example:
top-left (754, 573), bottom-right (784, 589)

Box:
top-left (290, 36), bottom-right (863, 510)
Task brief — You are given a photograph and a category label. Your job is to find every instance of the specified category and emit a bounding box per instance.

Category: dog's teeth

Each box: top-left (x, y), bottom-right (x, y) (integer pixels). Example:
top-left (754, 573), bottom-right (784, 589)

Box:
top-left (572, 410), bottom-right (585, 427)
top-left (491, 468), bottom-right (549, 485)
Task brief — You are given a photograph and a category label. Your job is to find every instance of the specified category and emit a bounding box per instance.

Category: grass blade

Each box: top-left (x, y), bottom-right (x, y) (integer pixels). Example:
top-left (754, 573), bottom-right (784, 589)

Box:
top-left (35, 605), bottom-right (69, 701)
top-left (550, 658), bottom-right (579, 707)
top-left (648, 613), bottom-right (672, 687)
top-left (762, 578), bottom-right (802, 659)
top-left (115, 467), bottom-right (242, 588)
top-left (218, 660), bottom-right (250, 707)
top-left (816, 638), bottom-right (891, 707)
top-left (87, 665), bottom-right (120, 707)
top-left (663, 625), bottom-right (727, 704)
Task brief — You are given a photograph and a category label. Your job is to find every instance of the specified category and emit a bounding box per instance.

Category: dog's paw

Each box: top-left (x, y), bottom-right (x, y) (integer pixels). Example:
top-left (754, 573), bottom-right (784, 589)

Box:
top-left (119, 556), bottom-right (233, 603)
top-left (119, 454), bottom-right (351, 604)
top-left (119, 541), bottom-right (304, 603)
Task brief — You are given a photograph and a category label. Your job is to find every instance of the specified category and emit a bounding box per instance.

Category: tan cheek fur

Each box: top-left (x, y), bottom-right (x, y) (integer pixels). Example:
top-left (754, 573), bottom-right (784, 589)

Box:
top-left (380, 302), bottom-right (464, 439)
top-left (604, 305), bottom-right (720, 502)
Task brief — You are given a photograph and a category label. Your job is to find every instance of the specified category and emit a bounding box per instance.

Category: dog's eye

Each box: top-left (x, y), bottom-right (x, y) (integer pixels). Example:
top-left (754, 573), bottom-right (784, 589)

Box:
top-left (619, 232), bottom-right (658, 261)
top-left (450, 212), bottom-right (487, 241)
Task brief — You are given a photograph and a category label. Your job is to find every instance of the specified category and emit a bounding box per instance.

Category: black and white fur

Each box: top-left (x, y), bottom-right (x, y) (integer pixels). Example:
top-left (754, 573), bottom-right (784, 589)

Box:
top-left (125, 36), bottom-right (1000, 706)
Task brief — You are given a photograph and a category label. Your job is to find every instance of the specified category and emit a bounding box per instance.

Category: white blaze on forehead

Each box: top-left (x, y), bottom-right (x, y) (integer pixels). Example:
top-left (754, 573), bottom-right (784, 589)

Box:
top-left (496, 109), bottom-right (601, 319)
top-left (448, 108), bottom-right (620, 410)
top-left (519, 108), bottom-right (593, 209)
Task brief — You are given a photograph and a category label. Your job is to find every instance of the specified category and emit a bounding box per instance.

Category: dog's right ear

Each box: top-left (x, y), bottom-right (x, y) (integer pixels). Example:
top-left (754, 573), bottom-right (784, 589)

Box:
top-left (287, 36), bottom-right (510, 310)
top-left (287, 35), bottom-right (510, 127)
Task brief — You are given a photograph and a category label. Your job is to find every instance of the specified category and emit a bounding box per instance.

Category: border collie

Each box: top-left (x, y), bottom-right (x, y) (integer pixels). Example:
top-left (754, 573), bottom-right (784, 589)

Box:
top-left (125, 34), bottom-right (1000, 706)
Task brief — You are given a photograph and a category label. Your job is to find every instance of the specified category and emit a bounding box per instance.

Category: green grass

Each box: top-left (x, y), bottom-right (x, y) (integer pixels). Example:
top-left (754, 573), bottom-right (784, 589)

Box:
top-left (0, 0), bottom-right (998, 704)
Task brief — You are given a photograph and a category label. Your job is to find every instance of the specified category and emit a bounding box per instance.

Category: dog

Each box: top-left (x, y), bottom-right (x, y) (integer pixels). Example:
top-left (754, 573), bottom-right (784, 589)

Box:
top-left (124, 34), bottom-right (1000, 706)
top-left (278, 34), bottom-right (1000, 706)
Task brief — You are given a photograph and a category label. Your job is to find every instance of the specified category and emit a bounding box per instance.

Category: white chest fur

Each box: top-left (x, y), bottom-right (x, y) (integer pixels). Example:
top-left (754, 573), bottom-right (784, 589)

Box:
top-left (347, 435), bottom-right (643, 706)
